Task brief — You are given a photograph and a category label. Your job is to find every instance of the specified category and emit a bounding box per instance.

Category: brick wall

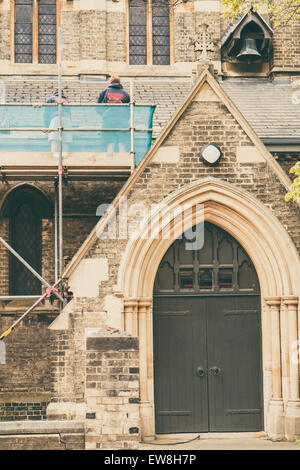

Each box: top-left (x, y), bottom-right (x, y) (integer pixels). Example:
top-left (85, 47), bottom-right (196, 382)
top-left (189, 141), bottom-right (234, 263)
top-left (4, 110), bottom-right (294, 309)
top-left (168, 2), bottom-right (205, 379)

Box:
top-left (0, 435), bottom-right (65, 450)
top-left (0, 179), bottom-right (114, 421)
top-left (106, 13), bottom-right (126, 63)
top-left (0, 8), bottom-right (10, 62)
top-left (0, 313), bottom-right (56, 395)
top-left (61, 10), bottom-right (81, 63)
top-left (85, 331), bottom-right (140, 450)
top-left (0, 311), bottom-right (56, 421)
top-left (272, 20), bottom-right (300, 70)
top-left (79, 11), bottom-right (106, 61)
top-left (0, 401), bottom-right (47, 422)
top-left (48, 329), bottom-right (74, 412)
top-left (48, 311), bottom-right (108, 415)
top-left (174, 11), bottom-right (196, 63)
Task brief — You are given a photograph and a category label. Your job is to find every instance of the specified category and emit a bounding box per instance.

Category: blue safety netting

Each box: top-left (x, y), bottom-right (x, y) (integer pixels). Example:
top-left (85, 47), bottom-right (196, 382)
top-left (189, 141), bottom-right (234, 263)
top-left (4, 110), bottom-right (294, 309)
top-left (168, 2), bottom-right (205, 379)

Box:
top-left (0, 105), bottom-right (156, 165)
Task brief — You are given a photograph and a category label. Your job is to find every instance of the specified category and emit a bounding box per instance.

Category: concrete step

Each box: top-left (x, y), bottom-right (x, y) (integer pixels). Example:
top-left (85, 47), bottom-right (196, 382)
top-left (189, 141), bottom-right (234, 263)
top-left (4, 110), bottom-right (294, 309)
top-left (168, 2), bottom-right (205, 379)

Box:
top-left (0, 420), bottom-right (85, 450)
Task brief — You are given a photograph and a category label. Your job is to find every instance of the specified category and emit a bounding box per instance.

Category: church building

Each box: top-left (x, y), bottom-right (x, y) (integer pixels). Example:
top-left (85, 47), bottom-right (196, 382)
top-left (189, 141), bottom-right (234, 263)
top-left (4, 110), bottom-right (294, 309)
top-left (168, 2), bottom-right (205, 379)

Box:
top-left (0, 0), bottom-right (300, 450)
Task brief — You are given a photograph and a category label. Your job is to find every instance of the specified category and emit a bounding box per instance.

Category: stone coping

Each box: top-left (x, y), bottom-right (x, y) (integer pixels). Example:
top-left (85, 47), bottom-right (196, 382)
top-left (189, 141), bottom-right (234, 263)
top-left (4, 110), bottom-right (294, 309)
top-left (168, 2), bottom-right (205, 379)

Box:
top-left (87, 332), bottom-right (139, 352)
top-left (0, 420), bottom-right (85, 435)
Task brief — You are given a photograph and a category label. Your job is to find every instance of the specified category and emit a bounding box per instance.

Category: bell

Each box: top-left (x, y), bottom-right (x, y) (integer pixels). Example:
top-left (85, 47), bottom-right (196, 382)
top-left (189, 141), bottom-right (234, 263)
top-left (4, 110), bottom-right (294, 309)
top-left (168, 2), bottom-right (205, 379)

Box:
top-left (237, 38), bottom-right (261, 62)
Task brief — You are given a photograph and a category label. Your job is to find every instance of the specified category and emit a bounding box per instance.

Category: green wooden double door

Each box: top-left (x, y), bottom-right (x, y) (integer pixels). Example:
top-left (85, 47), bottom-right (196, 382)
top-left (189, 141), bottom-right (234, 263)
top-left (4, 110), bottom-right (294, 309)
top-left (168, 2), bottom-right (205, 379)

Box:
top-left (153, 295), bottom-right (263, 434)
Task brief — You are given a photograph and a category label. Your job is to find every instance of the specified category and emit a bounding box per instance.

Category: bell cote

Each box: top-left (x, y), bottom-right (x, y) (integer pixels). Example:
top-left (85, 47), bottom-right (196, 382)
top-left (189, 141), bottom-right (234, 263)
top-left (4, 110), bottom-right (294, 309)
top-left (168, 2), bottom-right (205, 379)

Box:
top-left (221, 7), bottom-right (273, 77)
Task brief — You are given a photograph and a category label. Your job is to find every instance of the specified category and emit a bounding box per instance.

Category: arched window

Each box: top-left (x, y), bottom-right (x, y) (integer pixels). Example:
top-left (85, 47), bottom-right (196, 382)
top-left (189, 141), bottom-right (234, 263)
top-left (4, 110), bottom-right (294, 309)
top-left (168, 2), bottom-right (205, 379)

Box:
top-left (154, 222), bottom-right (260, 294)
top-left (14, 0), bottom-right (57, 64)
top-left (129, 0), bottom-right (171, 65)
top-left (1, 185), bottom-right (52, 296)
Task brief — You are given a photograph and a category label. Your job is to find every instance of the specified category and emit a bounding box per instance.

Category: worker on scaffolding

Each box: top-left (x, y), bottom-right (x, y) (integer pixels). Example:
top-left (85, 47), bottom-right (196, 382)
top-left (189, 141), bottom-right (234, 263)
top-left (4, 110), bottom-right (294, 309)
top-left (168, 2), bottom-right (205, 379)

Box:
top-left (97, 76), bottom-right (130, 157)
top-left (44, 89), bottom-right (73, 154)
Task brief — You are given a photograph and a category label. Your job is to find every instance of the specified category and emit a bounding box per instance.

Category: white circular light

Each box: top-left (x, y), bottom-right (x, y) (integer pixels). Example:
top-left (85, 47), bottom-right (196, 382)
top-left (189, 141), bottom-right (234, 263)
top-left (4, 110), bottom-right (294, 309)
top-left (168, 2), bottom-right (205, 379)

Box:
top-left (200, 144), bottom-right (222, 166)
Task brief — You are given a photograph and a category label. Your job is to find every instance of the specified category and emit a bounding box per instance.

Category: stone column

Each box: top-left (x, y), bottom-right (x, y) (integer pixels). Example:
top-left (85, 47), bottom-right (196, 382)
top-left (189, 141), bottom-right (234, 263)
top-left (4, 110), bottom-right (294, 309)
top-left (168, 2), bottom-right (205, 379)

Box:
top-left (138, 299), bottom-right (155, 442)
top-left (283, 296), bottom-right (300, 440)
top-left (280, 301), bottom-right (290, 402)
top-left (123, 299), bottom-right (138, 336)
top-left (265, 297), bottom-right (284, 440)
top-left (261, 301), bottom-right (272, 433)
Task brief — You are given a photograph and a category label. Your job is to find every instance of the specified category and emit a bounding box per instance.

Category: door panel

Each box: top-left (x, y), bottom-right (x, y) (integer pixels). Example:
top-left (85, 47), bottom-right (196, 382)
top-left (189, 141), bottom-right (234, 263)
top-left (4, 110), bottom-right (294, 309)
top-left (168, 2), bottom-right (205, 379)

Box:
top-left (206, 296), bottom-right (263, 432)
top-left (153, 297), bottom-right (208, 434)
top-left (153, 295), bottom-right (263, 433)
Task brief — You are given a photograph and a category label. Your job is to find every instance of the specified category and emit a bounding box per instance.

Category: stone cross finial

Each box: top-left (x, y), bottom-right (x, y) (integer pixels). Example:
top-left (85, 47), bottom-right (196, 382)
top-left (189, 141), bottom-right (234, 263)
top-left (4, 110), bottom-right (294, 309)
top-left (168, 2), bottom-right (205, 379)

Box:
top-left (190, 26), bottom-right (216, 84)
top-left (191, 25), bottom-right (215, 62)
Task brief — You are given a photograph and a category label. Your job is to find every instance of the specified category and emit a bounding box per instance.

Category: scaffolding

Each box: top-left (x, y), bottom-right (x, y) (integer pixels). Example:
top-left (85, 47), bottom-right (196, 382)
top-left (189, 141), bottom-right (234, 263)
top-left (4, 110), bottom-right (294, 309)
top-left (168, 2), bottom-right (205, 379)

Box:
top-left (0, 28), bottom-right (156, 339)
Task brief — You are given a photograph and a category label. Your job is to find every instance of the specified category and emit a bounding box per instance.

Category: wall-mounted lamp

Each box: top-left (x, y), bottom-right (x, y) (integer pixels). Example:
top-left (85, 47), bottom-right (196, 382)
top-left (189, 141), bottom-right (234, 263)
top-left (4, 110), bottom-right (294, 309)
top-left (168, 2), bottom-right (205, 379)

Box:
top-left (199, 144), bottom-right (222, 166)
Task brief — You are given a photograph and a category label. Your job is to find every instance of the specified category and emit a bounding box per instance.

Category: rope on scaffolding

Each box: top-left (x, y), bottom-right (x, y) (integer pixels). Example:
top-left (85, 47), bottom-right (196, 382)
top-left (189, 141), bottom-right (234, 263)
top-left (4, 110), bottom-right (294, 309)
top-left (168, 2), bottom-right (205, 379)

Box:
top-left (0, 279), bottom-right (64, 342)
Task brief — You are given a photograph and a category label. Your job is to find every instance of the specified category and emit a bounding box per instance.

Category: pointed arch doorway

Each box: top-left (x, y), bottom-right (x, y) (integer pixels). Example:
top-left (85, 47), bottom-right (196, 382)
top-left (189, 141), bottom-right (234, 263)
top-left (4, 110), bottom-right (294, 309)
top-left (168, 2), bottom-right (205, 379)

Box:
top-left (153, 222), bottom-right (263, 433)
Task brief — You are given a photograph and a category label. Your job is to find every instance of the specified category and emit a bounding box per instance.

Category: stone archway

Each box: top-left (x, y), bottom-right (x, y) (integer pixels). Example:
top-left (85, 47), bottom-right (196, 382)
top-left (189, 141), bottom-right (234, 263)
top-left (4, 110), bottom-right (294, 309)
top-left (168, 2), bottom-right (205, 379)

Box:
top-left (117, 178), bottom-right (300, 440)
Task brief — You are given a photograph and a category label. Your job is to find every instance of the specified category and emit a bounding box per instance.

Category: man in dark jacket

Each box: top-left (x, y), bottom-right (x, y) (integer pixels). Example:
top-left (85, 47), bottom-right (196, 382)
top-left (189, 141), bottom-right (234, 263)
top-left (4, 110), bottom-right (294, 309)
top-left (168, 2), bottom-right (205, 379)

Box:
top-left (97, 76), bottom-right (130, 156)
top-left (97, 76), bottom-right (130, 104)
top-left (44, 89), bottom-right (72, 153)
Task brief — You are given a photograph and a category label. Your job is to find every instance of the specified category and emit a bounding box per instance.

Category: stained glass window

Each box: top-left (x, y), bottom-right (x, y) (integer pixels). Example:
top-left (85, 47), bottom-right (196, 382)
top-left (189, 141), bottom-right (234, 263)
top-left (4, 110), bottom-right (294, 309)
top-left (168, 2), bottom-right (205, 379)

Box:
top-left (4, 186), bottom-right (52, 296)
top-left (129, 0), bottom-right (147, 65)
top-left (129, 0), bottom-right (170, 65)
top-left (152, 0), bottom-right (170, 65)
top-left (154, 223), bottom-right (260, 295)
top-left (14, 0), bottom-right (57, 64)
top-left (14, 0), bottom-right (33, 63)
top-left (38, 0), bottom-right (57, 64)
top-left (10, 201), bottom-right (42, 295)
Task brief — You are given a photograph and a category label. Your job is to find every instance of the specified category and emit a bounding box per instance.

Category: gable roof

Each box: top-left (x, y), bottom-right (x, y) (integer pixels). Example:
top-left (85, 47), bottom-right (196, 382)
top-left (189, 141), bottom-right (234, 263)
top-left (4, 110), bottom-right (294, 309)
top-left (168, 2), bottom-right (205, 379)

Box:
top-left (221, 6), bottom-right (273, 47)
top-left (222, 79), bottom-right (300, 141)
top-left (63, 65), bottom-right (295, 279)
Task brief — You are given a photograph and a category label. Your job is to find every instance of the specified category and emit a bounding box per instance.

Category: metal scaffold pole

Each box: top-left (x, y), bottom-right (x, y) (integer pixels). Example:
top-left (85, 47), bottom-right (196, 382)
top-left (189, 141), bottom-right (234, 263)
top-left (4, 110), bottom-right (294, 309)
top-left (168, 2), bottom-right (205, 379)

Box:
top-left (0, 238), bottom-right (66, 305)
top-left (58, 26), bottom-right (64, 281)
top-left (54, 178), bottom-right (59, 283)
top-left (130, 79), bottom-right (135, 174)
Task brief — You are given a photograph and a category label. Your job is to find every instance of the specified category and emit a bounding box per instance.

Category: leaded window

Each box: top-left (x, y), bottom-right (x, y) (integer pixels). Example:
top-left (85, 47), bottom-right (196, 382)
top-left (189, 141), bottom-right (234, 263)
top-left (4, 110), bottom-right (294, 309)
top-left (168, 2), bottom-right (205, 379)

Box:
top-left (152, 1), bottom-right (170, 65)
top-left (38, 0), bottom-right (57, 64)
top-left (129, 0), bottom-right (171, 65)
top-left (10, 201), bottom-right (42, 295)
top-left (129, 0), bottom-right (147, 65)
top-left (14, 0), bottom-right (57, 64)
top-left (2, 185), bottom-right (52, 296)
top-left (14, 0), bottom-right (33, 63)
top-left (154, 223), bottom-right (260, 295)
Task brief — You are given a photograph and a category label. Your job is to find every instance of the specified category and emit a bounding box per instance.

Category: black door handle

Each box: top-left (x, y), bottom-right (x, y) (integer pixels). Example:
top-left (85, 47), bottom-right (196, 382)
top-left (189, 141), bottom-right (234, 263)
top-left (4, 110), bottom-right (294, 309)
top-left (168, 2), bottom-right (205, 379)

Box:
top-left (196, 366), bottom-right (205, 378)
top-left (209, 366), bottom-right (221, 376)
